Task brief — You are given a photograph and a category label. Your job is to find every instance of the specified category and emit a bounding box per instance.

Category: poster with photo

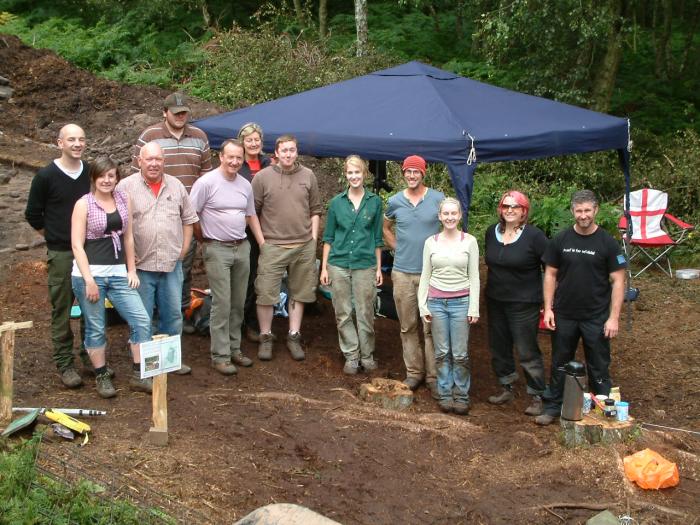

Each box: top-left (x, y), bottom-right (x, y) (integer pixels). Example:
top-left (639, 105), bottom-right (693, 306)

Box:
top-left (139, 335), bottom-right (181, 378)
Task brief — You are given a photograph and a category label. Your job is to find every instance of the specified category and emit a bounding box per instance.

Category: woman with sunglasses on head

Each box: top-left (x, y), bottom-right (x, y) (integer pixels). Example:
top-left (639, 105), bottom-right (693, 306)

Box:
top-left (71, 158), bottom-right (152, 398)
top-left (484, 190), bottom-right (548, 416)
top-left (237, 122), bottom-right (272, 346)
top-left (320, 155), bottom-right (384, 374)
top-left (418, 197), bottom-right (479, 415)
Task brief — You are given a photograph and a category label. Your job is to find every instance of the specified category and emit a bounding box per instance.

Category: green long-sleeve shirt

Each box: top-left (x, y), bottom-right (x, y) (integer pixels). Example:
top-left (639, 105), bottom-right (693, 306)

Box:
top-left (323, 189), bottom-right (384, 269)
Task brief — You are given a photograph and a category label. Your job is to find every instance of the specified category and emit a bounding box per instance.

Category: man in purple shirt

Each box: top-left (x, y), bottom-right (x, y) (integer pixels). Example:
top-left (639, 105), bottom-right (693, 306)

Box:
top-left (190, 139), bottom-right (265, 375)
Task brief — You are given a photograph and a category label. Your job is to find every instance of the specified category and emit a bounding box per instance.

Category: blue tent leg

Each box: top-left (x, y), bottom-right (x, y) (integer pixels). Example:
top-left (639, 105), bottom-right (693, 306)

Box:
top-left (447, 162), bottom-right (477, 230)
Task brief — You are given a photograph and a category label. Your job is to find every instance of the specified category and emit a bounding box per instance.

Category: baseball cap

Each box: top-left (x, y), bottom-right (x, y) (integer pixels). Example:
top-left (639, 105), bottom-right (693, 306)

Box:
top-left (164, 92), bottom-right (190, 113)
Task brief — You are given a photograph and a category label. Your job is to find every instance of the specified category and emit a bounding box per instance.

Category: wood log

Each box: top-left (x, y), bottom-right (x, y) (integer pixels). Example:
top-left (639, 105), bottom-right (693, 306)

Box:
top-left (359, 378), bottom-right (413, 411)
top-left (0, 321), bottom-right (33, 426)
top-left (149, 373), bottom-right (168, 446)
top-left (560, 413), bottom-right (638, 447)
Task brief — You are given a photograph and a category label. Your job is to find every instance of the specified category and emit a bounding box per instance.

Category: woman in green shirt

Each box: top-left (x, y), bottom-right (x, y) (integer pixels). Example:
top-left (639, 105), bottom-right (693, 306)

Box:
top-left (320, 156), bottom-right (384, 374)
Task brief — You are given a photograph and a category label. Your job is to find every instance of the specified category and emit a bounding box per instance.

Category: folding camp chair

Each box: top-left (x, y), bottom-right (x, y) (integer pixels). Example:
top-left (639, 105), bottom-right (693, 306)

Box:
top-left (618, 188), bottom-right (694, 278)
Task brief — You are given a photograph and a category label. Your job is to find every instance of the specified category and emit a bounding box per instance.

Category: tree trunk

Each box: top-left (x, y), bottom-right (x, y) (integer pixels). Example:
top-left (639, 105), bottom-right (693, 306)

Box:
top-left (319, 0), bottom-right (328, 38)
top-left (653, 0), bottom-right (673, 80)
top-left (293, 0), bottom-right (304, 24)
top-left (355, 0), bottom-right (369, 57)
top-left (591, 0), bottom-right (625, 112)
top-left (678, 2), bottom-right (700, 75)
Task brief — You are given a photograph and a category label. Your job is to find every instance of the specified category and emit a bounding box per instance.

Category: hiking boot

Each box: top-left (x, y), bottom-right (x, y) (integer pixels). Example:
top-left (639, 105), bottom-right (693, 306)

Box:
top-left (426, 381), bottom-right (440, 400)
top-left (246, 328), bottom-right (276, 344)
top-left (360, 358), bottom-right (378, 371)
top-left (524, 395), bottom-right (544, 416)
top-left (81, 357), bottom-right (115, 378)
top-left (232, 351), bottom-right (253, 367)
top-left (258, 332), bottom-right (274, 361)
top-left (286, 332), bottom-right (305, 361)
top-left (534, 413), bottom-right (556, 426)
top-left (402, 377), bottom-right (422, 391)
top-left (129, 371), bottom-right (152, 394)
top-left (343, 359), bottom-right (359, 375)
top-left (182, 318), bottom-right (196, 335)
top-left (95, 372), bottom-right (117, 399)
top-left (453, 401), bottom-right (470, 416)
top-left (60, 367), bottom-right (83, 389)
top-left (488, 386), bottom-right (514, 405)
top-left (213, 361), bottom-right (237, 376)
top-left (438, 400), bottom-right (453, 413)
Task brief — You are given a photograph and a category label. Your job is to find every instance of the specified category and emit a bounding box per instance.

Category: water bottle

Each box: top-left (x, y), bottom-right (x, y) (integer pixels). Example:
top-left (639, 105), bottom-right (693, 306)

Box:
top-left (561, 360), bottom-right (587, 421)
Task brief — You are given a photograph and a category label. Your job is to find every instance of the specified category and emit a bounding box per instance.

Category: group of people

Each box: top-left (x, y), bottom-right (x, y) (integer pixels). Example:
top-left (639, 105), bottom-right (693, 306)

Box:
top-left (25, 92), bottom-right (626, 426)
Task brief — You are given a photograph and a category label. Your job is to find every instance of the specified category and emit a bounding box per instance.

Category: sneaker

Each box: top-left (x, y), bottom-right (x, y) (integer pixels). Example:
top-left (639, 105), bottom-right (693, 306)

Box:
top-left (524, 395), bottom-right (544, 416)
top-left (95, 372), bottom-right (117, 399)
top-left (60, 367), bottom-right (83, 389)
top-left (534, 413), bottom-right (556, 426)
top-left (173, 363), bottom-right (192, 375)
top-left (402, 377), bottom-right (422, 391)
top-left (360, 358), bottom-right (378, 371)
top-left (232, 351), bottom-right (253, 367)
top-left (488, 386), bottom-right (514, 405)
top-left (286, 332), bottom-right (305, 361)
top-left (129, 371), bottom-right (153, 394)
top-left (343, 359), bottom-right (359, 375)
top-left (213, 361), bottom-right (237, 375)
top-left (438, 400), bottom-right (453, 413)
top-left (258, 332), bottom-right (274, 361)
top-left (453, 401), bottom-right (470, 416)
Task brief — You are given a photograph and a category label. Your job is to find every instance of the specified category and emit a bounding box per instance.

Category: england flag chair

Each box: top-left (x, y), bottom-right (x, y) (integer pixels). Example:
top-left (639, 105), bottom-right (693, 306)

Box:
top-left (618, 188), bottom-right (694, 278)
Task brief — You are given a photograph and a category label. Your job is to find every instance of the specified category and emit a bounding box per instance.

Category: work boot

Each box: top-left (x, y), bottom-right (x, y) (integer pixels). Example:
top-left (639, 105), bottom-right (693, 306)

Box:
top-left (438, 400), bottom-right (453, 413)
top-left (232, 351), bottom-right (253, 367)
top-left (534, 413), bottom-right (556, 426)
top-left (488, 385), bottom-right (514, 405)
top-left (286, 332), bottom-right (305, 361)
top-left (60, 367), bottom-right (83, 389)
top-left (129, 371), bottom-right (153, 394)
top-left (95, 372), bottom-right (117, 399)
top-left (403, 377), bottom-right (422, 391)
top-left (213, 361), bottom-right (237, 376)
top-left (343, 359), bottom-right (359, 375)
top-left (453, 401), bottom-right (470, 416)
top-left (360, 357), bottom-right (378, 371)
top-left (258, 332), bottom-right (274, 361)
top-left (426, 381), bottom-right (440, 400)
top-left (174, 363), bottom-right (192, 375)
top-left (524, 395), bottom-right (544, 416)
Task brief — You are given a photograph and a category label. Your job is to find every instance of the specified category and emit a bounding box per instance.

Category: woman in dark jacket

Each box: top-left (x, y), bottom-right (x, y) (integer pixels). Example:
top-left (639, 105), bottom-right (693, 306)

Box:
top-left (484, 190), bottom-right (548, 416)
top-left (237, 123), bottom-right (271, 347)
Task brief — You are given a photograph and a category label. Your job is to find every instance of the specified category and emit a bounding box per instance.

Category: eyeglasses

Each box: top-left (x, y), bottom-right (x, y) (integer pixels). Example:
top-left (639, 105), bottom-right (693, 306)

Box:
top-left (500, 204), bottom-right (523, 210)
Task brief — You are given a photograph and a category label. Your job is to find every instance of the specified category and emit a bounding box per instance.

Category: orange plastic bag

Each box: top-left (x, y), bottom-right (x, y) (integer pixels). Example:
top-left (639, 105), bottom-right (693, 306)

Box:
top-left (623, 448), bottom-right (679, 489)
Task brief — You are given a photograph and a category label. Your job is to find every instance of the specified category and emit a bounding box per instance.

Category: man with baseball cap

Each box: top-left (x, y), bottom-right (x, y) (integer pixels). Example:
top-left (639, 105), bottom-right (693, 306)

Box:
top-left (131, 92), bottom-right (213, 372)
top-left (383, 155), bottom-right (444, 397)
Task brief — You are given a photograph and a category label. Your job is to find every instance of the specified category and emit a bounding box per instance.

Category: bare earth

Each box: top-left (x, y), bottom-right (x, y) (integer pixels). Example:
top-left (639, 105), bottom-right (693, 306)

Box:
top-left (0, 35), bottom-right (698, 524)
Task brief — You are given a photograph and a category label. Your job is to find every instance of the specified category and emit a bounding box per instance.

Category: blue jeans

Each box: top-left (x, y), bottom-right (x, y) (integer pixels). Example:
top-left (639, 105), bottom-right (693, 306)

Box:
top-left (137, 262), bottom-right (184, 336)
top-left (428, 296), bottom-right (471, 403)
top-left (72, 275), bottom-right (151, 349)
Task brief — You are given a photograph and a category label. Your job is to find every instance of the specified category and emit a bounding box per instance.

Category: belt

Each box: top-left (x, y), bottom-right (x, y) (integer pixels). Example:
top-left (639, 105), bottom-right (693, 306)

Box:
top-left (203, 238), bottom-right (246, 246)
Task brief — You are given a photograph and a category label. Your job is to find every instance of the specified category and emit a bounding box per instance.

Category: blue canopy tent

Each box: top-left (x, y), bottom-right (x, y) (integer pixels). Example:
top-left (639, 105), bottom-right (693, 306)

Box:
top-left (195, 61), bottom-right (632, 224)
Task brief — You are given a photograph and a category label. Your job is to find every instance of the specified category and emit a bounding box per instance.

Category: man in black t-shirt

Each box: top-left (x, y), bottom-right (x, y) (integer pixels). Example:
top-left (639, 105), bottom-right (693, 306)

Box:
top-left (536, 190), bottom-right (626, 425)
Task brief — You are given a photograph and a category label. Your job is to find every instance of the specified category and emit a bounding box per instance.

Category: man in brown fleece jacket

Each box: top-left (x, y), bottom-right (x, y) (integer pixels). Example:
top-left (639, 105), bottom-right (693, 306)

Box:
top-left (251, 135), bottom-right (322, 362)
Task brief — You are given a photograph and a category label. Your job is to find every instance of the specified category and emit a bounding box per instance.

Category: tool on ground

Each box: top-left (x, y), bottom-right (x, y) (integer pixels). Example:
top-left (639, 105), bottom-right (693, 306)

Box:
top-left (44, 409), bottom-right (91, 434)
top-left (12, 407), bottom-right (106, 417)
top-left (1, 407), bottom-right (41, 437)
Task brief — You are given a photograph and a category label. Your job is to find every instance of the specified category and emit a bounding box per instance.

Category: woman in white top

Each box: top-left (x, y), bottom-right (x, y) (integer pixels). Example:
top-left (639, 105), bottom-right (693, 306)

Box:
top-left (418, 198), bottom-right (480, 415)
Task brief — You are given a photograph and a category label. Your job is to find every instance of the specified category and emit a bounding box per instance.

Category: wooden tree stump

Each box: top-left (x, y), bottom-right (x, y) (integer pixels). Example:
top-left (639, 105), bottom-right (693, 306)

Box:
top-left (359, 378), bottom-right (413, 411)
top-left (560, 413), bottom-right (638, 447)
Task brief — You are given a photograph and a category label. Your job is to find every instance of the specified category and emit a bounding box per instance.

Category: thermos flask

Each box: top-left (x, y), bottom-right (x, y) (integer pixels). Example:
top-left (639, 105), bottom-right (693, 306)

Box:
top-left (561, 360), bottom-right (587, 421)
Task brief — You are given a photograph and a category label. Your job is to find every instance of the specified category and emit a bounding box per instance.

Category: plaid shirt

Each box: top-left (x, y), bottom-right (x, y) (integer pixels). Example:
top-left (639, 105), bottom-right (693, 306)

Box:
top-left (83, 190), bottom-right (129, 259)
top-left (116, 173), bottom-right (198, 272)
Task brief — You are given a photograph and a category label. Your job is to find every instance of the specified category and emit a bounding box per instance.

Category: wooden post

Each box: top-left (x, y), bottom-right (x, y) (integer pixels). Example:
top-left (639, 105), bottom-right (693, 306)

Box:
top-left (148, 334), bottom-right (168, 446)
top-left (0, 321), bottom-right (34, 427)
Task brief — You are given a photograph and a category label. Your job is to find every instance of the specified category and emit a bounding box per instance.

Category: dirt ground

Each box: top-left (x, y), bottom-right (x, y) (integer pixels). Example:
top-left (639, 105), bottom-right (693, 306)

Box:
top-left (1, 35), bottom-right (699, 524)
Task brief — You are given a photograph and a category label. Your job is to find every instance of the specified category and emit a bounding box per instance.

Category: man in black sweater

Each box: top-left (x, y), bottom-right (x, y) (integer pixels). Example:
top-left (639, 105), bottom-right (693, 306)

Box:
top-left (25, 124), bottom-right (91, 388)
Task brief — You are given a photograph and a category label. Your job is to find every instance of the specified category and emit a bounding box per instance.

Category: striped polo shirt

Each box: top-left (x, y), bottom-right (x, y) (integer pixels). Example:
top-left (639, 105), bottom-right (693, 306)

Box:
top-left (131, 123), bottom-right (213, 192)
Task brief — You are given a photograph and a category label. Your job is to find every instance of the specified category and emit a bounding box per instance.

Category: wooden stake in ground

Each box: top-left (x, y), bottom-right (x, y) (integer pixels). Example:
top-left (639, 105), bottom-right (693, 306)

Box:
top-left (148, 334), bottom-right (169, 446)
top-left (0, 321), bottom-right (34, 427)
